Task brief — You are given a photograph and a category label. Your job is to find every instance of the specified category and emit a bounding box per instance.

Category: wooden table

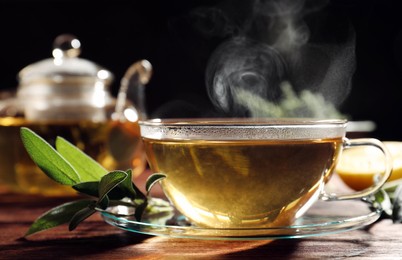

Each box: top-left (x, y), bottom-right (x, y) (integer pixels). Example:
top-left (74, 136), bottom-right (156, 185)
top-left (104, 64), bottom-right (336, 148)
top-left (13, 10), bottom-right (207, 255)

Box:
top-left (1, 173), bottom-right (402, 259)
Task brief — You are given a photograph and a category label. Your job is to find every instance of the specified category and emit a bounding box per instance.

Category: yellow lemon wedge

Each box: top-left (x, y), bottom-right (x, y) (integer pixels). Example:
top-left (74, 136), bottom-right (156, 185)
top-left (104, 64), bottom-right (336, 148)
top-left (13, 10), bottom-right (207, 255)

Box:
top-left (336, 141), bottom-right (402, 191)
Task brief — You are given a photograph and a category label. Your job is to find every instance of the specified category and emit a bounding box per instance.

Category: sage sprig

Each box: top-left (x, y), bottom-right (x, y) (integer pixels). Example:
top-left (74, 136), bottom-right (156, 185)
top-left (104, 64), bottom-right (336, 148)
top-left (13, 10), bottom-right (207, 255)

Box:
top-left (20, 127), bottom-right (167, 237)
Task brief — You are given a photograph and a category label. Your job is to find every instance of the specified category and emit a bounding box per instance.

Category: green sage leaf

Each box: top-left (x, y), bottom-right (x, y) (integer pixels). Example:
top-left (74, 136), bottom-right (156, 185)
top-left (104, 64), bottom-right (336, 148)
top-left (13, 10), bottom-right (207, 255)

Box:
top-left (69, 203), bottom-right (97, 231)
top-left (73, 172), bottom-right (146, 202)
top-left (374, 189), bottom-right (392, 217)
top-left (98, 171), bottom-right (128, 202)
top-left (134, 201), bottom-right (148, 221)
top-left (146, 173), bottom-right (166, 195)
top-left (20, 127), bottom-right (80, 185)
top-left (392, 183), bottom-right (402, 223)
top-left (119, 169), bottom-right (147, 200)
top-left (73, 181), bottom-right (99, 197)
top-left (56, 136), bottom-right (108, 182)
top-left (74, 183), bottom-right (125, 201)
top-left (25, 199), bottom-right (94, 237)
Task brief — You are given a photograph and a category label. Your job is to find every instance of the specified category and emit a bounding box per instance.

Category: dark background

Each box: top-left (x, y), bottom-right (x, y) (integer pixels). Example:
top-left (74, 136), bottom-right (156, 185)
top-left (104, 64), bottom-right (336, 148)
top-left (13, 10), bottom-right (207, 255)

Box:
top-left (0, 0), bottom-right (401, 140)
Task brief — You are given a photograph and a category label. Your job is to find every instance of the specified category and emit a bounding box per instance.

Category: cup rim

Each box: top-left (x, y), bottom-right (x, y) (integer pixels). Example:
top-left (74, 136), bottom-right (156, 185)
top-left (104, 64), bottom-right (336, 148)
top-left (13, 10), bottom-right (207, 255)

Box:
top-left (139, 117), bottom-right (347, 127)
top-left (139, 118), bottom-right (348, 140)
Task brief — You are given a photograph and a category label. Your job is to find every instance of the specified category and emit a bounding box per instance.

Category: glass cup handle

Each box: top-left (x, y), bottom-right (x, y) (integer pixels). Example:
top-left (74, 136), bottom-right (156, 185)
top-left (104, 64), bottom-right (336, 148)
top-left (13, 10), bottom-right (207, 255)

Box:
top-left (321, 138), bottom-right (393, 201)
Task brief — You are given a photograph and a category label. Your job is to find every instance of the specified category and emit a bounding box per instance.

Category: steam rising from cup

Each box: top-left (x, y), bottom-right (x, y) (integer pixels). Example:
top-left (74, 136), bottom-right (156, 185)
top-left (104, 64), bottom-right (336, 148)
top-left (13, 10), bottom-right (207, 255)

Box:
top-left (205, 0), bottom-right (356, 118)
top-left (206, 37), bottom-right (286, 116)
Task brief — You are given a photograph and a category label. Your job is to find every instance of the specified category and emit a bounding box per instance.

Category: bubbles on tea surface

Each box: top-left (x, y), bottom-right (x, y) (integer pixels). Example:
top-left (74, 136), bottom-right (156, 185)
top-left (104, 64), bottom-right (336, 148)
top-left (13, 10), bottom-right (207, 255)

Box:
top-left (140, 122), bottom-right (345, 140)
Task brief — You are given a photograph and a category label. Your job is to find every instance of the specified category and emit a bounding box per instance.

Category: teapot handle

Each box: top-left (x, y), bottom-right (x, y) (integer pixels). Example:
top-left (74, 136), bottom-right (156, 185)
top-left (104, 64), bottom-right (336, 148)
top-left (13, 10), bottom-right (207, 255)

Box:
top-left (114, 60), bottom-right (153, 121)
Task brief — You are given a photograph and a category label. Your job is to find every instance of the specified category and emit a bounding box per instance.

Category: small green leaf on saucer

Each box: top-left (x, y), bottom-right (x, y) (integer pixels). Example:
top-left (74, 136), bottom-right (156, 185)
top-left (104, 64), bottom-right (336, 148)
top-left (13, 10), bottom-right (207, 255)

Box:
top-left (56, 136), bottom-right (108, 182)
top-left (20, 127), bottom-right (80, 185)
top-left (146, 173), bottom-right (166, 195)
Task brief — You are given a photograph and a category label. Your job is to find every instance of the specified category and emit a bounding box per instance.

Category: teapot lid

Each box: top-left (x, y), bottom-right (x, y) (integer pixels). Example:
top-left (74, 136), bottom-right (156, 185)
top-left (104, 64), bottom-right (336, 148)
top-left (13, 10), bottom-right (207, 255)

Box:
top-left (17, 34), bottom-right (113, 86)
top-left (14, 34), bottom-right (114, 121)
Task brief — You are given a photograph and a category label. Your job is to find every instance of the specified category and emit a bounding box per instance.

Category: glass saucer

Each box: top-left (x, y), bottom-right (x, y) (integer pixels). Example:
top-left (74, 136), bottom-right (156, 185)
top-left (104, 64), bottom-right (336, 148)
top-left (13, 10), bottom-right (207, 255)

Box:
top-left (100, 199), bottom-right (382, 241)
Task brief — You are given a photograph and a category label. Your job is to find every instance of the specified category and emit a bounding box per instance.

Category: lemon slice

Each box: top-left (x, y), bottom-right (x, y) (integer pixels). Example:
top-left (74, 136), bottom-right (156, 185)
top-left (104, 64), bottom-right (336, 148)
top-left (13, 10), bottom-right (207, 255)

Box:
top-left (336, 141), bottom-right (402, 191)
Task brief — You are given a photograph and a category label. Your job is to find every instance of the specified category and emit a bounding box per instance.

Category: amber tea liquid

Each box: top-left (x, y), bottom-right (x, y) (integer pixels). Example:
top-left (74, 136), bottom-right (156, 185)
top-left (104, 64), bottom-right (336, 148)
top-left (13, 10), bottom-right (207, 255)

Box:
top-left (0, 117), bottom-right (146, 196)
top-left (143, 137), bottom-right (343, 228)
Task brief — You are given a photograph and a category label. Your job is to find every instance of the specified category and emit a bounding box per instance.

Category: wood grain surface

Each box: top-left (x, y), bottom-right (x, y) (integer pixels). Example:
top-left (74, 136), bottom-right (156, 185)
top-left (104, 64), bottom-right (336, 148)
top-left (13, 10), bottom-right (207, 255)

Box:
top-left (1, 173), bottom-right (402, 259)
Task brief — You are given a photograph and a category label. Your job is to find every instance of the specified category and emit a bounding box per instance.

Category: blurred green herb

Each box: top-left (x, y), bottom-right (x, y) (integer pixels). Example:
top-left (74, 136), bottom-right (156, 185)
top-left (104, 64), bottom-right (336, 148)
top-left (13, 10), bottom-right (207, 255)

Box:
top-left (363, 178), bottom-right (402, 223)
top-left (379, 179), bottom-right (402, 223)
top-left (20, 127), bottom-right (168, 237)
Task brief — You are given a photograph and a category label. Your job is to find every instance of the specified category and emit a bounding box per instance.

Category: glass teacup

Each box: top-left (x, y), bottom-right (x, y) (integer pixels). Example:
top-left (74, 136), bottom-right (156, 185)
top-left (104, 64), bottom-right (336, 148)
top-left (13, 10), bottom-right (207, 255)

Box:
top-left (139, 118), bottom-right (392, 228)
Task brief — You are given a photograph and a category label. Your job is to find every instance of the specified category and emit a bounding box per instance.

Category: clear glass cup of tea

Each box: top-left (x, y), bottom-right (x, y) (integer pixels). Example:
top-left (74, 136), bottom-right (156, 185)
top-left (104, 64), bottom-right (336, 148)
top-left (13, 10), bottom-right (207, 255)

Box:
top-left (139, 118), bottom-right (392, 228)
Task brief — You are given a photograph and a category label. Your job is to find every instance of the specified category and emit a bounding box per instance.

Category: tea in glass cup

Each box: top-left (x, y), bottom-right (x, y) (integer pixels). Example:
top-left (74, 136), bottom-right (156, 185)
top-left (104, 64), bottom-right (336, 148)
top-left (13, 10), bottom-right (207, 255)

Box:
top-left (139, 118), bottom-right (392, 228)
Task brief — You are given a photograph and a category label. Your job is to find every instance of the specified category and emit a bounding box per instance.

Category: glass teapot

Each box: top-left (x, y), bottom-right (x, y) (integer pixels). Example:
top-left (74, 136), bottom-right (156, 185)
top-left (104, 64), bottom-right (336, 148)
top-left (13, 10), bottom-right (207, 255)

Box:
top-left (0, 34), bottom-right (152, 196)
